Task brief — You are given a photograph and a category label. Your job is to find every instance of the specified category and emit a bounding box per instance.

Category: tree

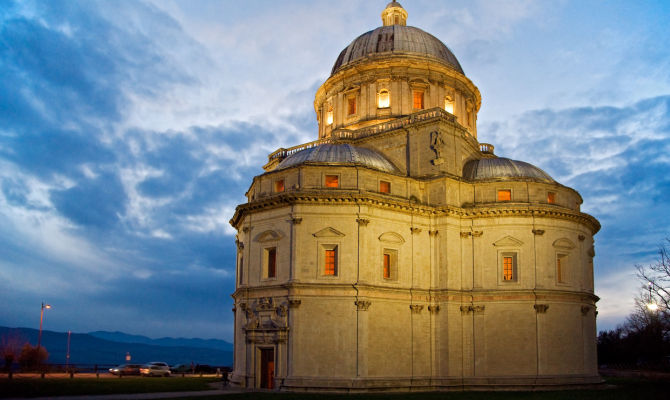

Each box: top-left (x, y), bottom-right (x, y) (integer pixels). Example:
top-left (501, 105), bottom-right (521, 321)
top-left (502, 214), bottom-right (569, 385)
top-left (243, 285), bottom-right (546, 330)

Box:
top-left (0, 332), bottom-right (24, 371)
top-left (17, 343), bottom-right (48, 371)
top-left (636, 238), bottom-right (670, 318)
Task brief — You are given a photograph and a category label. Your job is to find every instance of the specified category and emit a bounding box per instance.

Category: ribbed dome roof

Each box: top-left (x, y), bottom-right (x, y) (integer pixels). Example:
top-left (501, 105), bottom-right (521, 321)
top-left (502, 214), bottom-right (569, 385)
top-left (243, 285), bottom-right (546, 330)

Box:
top-left (462, 158), bottom-right (555, 183)
top-left (277, 143), bottom-right (400, 174)
top-left (331, 25), bottom-right (464, 76)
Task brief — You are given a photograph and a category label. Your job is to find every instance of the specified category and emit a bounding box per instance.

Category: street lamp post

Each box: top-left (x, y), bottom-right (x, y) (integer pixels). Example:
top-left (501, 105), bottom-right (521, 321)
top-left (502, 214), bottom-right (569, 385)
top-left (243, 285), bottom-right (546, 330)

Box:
top-left (646, 282), bottom-right (659, 312)
top-left (37, 302), bottom-right (51, 351)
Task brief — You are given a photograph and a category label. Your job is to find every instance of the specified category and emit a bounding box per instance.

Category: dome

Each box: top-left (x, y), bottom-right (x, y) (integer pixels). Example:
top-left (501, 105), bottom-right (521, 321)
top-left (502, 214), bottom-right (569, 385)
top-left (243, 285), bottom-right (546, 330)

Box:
top-left (276, 143), bottom-right (400, 174)
top-left (331, 25), bottom-right (464, 76)
top-left (462, 157), bottom-right (555, 183)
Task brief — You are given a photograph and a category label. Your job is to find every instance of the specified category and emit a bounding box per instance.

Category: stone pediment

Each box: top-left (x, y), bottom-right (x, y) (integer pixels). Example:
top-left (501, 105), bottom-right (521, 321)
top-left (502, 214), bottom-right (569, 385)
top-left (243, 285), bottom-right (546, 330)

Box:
top-left (312, 227), bottom-right (345, 238)
top-left (378, 232), bottom-right (405, 244)
top-left (254, 230), bottom-right (283, 243)
top-left (493, 236), bottom-right (523, 247)
top-left (553, 238), bottom-right (576, 250)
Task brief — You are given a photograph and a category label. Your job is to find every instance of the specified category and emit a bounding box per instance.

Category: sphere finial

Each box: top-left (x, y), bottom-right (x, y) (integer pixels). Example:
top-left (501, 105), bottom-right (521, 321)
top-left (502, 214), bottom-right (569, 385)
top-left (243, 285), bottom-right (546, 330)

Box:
top-left (382, 1), bottom-right (407, 26)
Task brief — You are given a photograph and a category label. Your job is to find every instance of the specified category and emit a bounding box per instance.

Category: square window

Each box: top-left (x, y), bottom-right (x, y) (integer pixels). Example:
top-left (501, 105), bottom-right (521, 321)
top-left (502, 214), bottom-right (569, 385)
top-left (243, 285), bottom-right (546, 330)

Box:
top-left (266, 247), bottom-right (277, 278)
top-left (379, 180), bottom-right (390, 193)
top-left (547, 192), bottom-right (556, 204)
top-left (413, 91), bottom-right (424, 110)
top-left (274, 179), bottom-right (285, 193)
top-left (498, 189), bottom-right (511, 202)
top-left (324, 248), bottom-right (338, 275)
top-left (348, 97), bottom-right (357, 115)
top-left (325, 175), bottom-right (339, 188)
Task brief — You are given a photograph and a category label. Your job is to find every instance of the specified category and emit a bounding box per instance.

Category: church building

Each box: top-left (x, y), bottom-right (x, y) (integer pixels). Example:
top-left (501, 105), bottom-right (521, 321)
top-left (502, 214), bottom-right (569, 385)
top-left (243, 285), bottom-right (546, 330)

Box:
top-left (229, 1), bottom-right (601, 391)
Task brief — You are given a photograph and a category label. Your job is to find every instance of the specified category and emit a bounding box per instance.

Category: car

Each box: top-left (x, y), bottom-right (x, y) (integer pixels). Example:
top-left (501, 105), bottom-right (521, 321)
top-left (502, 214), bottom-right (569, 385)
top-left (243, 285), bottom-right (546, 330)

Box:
top-left (170, 364), bottom-right (191, 374)
top-left (108, 364), bottom-right (142, 376)
top-left (140, 362), bottom-right (171, 377)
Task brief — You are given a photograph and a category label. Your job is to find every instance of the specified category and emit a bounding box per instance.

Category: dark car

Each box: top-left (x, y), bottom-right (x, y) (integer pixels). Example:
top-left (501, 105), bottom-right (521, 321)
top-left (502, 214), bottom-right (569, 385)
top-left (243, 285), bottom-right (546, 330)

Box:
top-left (170, 364), bottom-right (190, 374)
top-left (108, 364), bottom-right (142, 376)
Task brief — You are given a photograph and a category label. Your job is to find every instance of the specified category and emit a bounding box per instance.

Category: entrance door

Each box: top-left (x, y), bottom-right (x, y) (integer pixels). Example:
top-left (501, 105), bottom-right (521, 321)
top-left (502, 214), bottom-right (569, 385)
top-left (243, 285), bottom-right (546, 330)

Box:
top-left (260, 348), bottom-right (274, 389)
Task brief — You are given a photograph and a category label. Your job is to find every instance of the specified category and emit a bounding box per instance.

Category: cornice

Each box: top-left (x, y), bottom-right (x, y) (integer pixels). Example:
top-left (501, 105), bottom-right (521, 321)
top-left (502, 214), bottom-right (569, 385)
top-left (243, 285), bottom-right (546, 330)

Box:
top-left (229, 191), bottom-right (600, 234)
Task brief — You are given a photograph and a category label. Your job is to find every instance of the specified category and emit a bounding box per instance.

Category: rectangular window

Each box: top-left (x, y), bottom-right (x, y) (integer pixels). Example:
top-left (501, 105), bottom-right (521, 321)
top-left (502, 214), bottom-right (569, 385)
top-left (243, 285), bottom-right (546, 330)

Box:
top-left (379, 180), bottom-right (390, 193)
top-left (347, 97), bottom-right (357, 115)
top-left (325, 248), bottom-right (337, 275)
top-left (556, 254), bottom-right (566, 283)
top-left (325, 175), bottom-right (339, 188)
top-left (383, 253), bottom-right (391, 279)
top-left (498, 189), bottom-right (511, 202)
top-left (238, 255), bottom-right (244, 285)
top-left (547, 192), bottom-right (556, 204)
top-left (267, 247), bottom-right (276, 278)
top-left (413, 91), bottom-right (424, 110)
top-left (274, 179), bottom-right (285, 193)
top-left (503, 256), bottom-right (514, 281)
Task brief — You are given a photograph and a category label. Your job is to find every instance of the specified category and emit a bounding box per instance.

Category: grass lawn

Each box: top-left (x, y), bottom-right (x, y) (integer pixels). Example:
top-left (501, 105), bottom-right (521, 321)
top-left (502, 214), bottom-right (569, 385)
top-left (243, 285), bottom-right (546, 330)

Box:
top-left (0, 376), bottom-right (220, 398)
top-left (172, 378), bottom-right (670, 400)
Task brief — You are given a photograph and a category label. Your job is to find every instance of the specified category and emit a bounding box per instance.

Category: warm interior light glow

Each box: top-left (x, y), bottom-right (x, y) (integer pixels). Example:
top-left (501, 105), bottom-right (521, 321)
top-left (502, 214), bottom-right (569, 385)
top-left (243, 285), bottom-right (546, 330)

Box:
top-left (444, 97), bottom-right (454, 114)
top-left (326, 108), bottom-right (333, 125)
top-left (325, 249), bottom-right (337, 275)
top-left (547, 192), bottom-right (556, 203)
top-left (498, 189), bottom-right (511, 201)
top-left (275, 179), bottom-right (285, 193)
top-left (378, 90), bottom-right (390, 108)
top-left (45, 304), bottom-right (51, 309)
top-left (325, 175), bottom-right (339, 188)
top-left (348, 97), bottom-right (357, 115)
top-left (379, 181), bottom-right (390, 193)
top-left (383, 253), bottom-right (391, 279)
top-left (503, 256), bottom-right (514, 281)
top-left (413, 91), bottom-right (424, 110)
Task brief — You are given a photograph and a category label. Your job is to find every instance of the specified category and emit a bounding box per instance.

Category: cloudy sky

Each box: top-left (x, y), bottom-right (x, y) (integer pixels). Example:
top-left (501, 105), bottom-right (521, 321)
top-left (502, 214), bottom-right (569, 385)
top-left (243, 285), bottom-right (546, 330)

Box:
top-left (1, 0), bottom-right (668, 342)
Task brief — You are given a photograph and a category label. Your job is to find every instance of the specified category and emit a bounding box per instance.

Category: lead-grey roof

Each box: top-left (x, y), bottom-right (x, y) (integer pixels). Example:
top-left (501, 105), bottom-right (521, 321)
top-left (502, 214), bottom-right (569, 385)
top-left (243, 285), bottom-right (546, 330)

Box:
top-left (331, 25), bottom-right (464, 76)
top-left (276, 143), bottom-right (400, 174)
top-left (462, 157), bottom-right (555, 183)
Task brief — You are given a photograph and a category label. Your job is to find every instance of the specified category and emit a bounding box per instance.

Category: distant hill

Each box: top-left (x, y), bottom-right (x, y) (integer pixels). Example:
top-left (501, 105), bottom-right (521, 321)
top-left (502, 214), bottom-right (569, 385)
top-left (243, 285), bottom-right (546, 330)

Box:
top-left (0, 327), bottom-right (232, 367)
top-left (88, 331), bottom-right (233, 351)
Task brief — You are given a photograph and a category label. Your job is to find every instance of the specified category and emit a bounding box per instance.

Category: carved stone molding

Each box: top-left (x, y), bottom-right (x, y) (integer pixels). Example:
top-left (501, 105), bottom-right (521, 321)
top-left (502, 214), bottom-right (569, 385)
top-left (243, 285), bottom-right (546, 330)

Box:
top-left (242, 297), bottom-right (289, 344)
top-left (460, 232), bottom-right (471, 238)
top-left (532, 229), bottom-right (545, 236)
top-left (581, 305), bottom-right (591, 316)
top-left (356, 218), bottom-right (370, 226)
top-left (410, 227), bottom-right (422, 234)
top-left (409, 304), bottom-right (424, 314)
top-left (288, 299), bottom-right (302, 308)
top-left (235, 240), bottom-right (244, 250)
top-left (290, 217), bottom-right (303, 225)
top-left (428, 230), bottom-right (439, 237)
top-left (578, 235), bottom-right (586, 241)
top-left (534, 304), bottom-right (549, 313)
top-left (355, 300), bottom-right (371, 311)
top-left (428, 305), bottom-right (440, 314)
top-left (239, 302), bottom-right (248, 311)
top-left (472, 231), bottom-right (483, 238)
top-left (242, 227), bottom-right (250, 233)
top-left (460, 305), bottom-right (485, 314)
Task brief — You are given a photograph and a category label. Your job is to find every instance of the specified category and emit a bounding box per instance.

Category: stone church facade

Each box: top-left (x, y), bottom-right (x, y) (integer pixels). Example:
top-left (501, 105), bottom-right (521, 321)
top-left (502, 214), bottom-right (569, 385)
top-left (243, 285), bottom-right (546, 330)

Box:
top-left (229, 1), bottom-right (601, 391)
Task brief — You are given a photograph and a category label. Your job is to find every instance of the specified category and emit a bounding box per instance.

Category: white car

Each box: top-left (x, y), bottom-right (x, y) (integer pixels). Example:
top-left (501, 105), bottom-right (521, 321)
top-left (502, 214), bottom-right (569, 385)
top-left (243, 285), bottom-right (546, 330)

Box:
top-left (140, 362), bottom-right (171, 377)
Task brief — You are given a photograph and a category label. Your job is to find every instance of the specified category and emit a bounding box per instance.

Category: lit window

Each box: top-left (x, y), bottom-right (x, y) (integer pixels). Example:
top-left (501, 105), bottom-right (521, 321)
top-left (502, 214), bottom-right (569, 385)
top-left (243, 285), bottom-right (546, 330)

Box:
top-left (378, 90), bottom-right (390, 108)
top-left (501, 253), bottom-right (517, 282)
top-left (274, 179), bottom-right (285, 193)
top-left (413, 91), bottom-right (424, 110)
top-left (325, 175), bottom-right (339, 188)
top-left (547, 192), bottom-right (556, 204)
top-left (444, 96), bottom-right (454, 114)
top-left (266, 247), bottom-right (277, 278)
top-left (325, 248), bottom-right (337, 275)
top-left (498, 189), bottom-right (511, 202)
top-left (556, 254), bottom-right (566, 283)
top-left (379, 181), bottom-right (390, 193)
top-left (347, 97), bottom-right (357, 115)
top-left (326, 107), bottom-right (333, 125)
top-left (383, 253), bottom-right (391, 279)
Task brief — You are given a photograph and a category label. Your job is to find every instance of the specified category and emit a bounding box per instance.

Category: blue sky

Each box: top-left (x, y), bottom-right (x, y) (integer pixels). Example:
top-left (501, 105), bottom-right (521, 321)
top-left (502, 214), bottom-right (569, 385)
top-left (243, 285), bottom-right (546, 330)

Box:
top-left (0, 0), bottom-right (668, 341)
